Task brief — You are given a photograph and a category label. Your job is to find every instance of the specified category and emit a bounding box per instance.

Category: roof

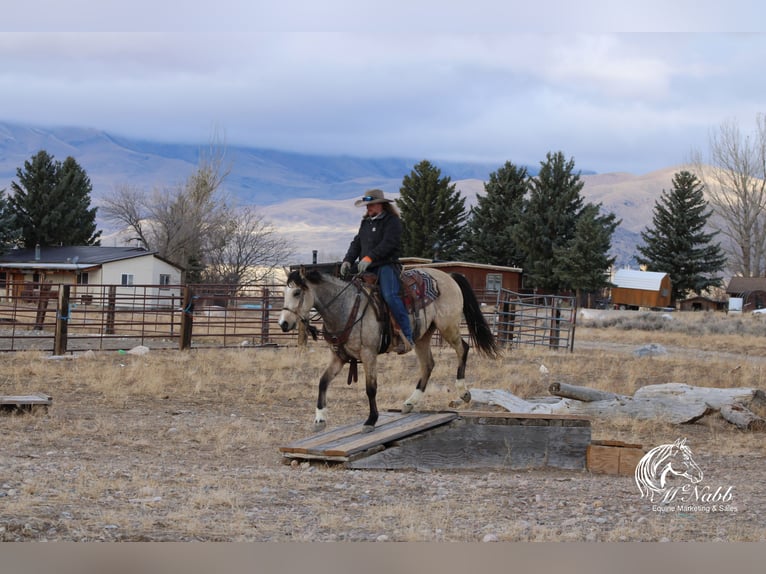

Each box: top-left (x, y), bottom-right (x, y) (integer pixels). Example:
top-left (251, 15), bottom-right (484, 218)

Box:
top-left (726, 276), bottom-right (766, 294)
top-left (613, 269), bottom-right (668, 291)
top-left (401, 258), bottom-right (522, 273)
top-left (0, 246), bottom-right (180, 271)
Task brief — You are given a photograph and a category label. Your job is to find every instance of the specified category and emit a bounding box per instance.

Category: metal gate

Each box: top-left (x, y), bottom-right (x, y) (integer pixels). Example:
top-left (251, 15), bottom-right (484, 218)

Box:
top-left (494, 289), bottom-right (577, 351)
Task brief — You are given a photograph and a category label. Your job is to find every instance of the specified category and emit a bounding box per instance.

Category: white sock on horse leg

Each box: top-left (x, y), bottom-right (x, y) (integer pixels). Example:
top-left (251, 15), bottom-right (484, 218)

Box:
top-left (404, 389), bottom-right (424, 408)
top-left (314, 407), bottom-right (327, 424)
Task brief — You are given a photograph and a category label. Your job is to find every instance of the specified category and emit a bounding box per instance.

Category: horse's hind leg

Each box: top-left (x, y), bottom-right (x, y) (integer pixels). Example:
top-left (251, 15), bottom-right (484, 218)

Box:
top-left (402, 326), bottom-right (436, 413)
top-left (443, 327), bottom-right (471, 404)
top-left (314, 353), bottom-right (345, 431)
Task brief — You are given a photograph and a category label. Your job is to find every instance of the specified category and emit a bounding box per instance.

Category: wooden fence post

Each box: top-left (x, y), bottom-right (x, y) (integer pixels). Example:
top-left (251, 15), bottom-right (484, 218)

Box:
top-left (180, 286), bottom-right (194, 350)
top-left (260, 287), bottom-right (270, 344)
top-left (105, 285), bottom-right (117, 334)
top-left (54, 284), bottom-right (70, 355)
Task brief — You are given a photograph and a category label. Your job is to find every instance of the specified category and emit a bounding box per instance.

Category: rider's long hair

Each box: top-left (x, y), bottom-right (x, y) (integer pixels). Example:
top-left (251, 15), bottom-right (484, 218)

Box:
top-left (382, 202), bottom-right (400, 218)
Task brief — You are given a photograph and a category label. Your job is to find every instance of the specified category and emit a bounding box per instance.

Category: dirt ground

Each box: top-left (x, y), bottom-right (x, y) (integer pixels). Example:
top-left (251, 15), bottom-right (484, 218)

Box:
top-left (1, 339), bottom-right (765, 542)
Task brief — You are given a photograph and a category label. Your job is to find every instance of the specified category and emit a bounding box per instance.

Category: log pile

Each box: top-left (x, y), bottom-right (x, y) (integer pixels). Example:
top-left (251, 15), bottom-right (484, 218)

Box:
top-left (470, 382), bottom-right (766, 429)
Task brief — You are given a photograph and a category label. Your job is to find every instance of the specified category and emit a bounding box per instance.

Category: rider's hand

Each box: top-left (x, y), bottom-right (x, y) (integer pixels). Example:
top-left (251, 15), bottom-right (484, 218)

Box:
top-left (340, 261), bottom-right (351, 277)
top-left (358, 257), bottom-right (372, 273)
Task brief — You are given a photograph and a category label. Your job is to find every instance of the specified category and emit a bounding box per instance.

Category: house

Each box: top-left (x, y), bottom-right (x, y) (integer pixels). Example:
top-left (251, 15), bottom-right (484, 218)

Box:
top-left (725, 277), bottom-right (766, 312)
top-left (611, 269), bottom-right (672, 310)
top-left (0, 246), bottom-right (183, 306)
top-left (401, 258), bottom-right (523, 304)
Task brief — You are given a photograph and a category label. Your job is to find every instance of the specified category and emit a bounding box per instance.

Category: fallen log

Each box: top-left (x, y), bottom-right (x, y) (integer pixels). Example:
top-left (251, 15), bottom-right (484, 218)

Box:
top-left (470, 383), bottom-right (765, 427)
top-left (720, 403), bottom-right (766, 431)
top-left (548, 382), bottom-right (626, 402)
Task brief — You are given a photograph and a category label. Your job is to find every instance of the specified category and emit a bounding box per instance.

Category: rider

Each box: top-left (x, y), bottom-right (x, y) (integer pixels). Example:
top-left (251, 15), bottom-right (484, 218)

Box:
top-left (340, 189), bottom-right (415, 354)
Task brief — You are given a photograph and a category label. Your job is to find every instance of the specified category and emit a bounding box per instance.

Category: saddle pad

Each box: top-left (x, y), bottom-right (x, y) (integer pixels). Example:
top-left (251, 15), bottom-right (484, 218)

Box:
top-left (402, 269), bottom-right (440, 311)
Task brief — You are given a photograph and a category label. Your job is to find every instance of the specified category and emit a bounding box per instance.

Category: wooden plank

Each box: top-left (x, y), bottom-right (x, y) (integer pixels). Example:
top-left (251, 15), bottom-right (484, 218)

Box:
top-left (322, 412), bottom-right (457, 457)
top-left (0, 393), bottom-right (52, 405)
top-left (279, 411), bottom-right (406, 454)
top-left (587, 442), bottom-right (645, 475)
top-left (279, 411), bottom-right (457, 457)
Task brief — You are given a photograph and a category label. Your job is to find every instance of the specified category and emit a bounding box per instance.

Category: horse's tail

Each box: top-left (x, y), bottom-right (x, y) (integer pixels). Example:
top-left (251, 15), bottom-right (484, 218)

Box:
top-left (451, 272), bottom-right (499, 359)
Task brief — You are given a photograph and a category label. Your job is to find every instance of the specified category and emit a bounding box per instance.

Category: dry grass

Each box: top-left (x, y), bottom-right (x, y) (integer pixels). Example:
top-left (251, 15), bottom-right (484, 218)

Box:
top-left (1, 309), bottom-right (765, 541)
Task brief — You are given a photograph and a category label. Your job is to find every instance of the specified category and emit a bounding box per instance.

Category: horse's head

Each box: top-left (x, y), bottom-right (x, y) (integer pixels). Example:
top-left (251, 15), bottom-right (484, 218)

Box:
top-left (278, 270), bottom-right (316, 332)
top-left (656, 438), bottom-right (704, 488)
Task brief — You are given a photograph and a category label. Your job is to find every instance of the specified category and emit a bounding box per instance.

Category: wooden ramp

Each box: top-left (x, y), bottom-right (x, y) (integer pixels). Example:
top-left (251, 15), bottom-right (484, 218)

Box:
top-left (280, 411), bottom-right (458, 462)
top-left (280, 411), bottom-right (591, 470)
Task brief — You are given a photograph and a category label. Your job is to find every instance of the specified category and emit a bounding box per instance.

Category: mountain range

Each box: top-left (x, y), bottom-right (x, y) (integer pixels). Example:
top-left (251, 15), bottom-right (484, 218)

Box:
top-left (0, 121), bottom-right (680, 267)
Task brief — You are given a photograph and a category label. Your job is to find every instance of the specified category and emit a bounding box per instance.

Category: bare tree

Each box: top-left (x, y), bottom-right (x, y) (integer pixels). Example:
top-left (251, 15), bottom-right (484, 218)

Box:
top-left (692, 114), bottom-right (766, 277)
top-left (101, 135), bottom-right (232, 281)
top-left (203, 206), bottom-right (294, 285)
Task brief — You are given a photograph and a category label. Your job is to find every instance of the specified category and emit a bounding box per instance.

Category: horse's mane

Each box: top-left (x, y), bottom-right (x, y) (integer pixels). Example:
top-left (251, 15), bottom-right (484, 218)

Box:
top-left (286, 269), bottom-right (333, 287)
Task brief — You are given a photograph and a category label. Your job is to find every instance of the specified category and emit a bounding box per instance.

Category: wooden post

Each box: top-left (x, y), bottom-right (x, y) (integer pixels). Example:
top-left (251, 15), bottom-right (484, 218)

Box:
top-left (179, 286), bottom-right (194, 350)
top-left (260, 287), bottom-right (270, 344)
top-left (33, 283), bottom-right (52, 330)
top-left (105, 285), bottom-right (117, 335)
top-left (54, 285), bottom-right (70, 355)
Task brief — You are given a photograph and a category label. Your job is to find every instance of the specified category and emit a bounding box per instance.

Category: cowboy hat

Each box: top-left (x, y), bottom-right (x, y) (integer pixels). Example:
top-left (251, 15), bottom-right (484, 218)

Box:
top-left (354, 188), bottom-right (394, 207)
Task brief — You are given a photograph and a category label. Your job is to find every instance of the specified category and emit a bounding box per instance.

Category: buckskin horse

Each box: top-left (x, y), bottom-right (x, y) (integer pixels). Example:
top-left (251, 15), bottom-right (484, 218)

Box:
top-left (278, 267), bottom-right (498, 433)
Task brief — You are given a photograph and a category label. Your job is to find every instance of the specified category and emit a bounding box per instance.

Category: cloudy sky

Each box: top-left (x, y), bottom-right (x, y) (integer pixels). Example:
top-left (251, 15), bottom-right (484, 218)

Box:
top-left (2, 1), bottom-right (765, 174)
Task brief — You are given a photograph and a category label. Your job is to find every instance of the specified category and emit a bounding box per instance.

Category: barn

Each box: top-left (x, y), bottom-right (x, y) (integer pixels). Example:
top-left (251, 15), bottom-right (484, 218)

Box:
top-left (610, 269), bottom-right (672, 310)
top-left (401, 258), bottom-right (523, 304)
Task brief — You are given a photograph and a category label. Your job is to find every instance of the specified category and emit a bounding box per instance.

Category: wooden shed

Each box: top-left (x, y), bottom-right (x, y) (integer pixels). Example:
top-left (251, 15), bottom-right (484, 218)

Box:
top-left (610, 269), bottom-right (672, 310)
top-left (401, 258), bottom-right (522, 304)
top-left (725, 277), bottom-right (766, 312)
top-left (678, 295), bottom-right (727, 312)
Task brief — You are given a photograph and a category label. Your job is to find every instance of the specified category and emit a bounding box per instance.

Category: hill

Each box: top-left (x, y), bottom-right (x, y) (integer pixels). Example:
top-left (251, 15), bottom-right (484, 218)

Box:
top-left (0, 121), bottom-right (681, 266)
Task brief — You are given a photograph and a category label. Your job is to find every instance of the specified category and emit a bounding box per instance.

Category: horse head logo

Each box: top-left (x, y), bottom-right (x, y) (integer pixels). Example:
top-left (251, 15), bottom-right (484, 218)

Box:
top-left (634, 438), bottom-right (704, 502)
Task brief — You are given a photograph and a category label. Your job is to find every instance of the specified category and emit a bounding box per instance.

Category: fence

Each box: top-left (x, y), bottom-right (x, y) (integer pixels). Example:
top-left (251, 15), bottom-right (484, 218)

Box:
top-left (493, 289), bottom-right (577, 351)
top-left (0, 282), bottom-right (576, 354)
top-left (0, 282), bottom-right (291, 353)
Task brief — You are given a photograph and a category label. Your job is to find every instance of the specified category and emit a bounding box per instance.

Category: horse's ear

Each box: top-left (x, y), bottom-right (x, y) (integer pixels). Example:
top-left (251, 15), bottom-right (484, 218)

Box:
top-left (676, 438), bottom-right (687, 448)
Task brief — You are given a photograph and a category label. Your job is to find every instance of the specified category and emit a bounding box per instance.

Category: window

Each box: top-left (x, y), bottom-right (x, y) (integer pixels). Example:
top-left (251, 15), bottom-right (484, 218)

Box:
top-left (0, 272), bottom-right (6, 289)
top-left (485, 273), bottom-right (502, 292)
top-left (159, 274), bottom-right (171, 287)
top-left (76, 272), bottom-right (89, 285)
top-left (121, 273), bottom-right (134, 286)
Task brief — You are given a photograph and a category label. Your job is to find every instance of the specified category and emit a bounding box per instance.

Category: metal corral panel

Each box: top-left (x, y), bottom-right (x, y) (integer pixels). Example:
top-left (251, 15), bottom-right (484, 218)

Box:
top-left (613, 269), bottom-right (667, 291)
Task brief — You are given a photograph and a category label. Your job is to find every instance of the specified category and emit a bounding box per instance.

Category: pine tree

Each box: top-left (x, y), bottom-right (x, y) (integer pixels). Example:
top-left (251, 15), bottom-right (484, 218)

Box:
top-left (513, 151), bottom-right (585, 291)
top-left (397, 160), bottom-right (467, 260)
top-left (9, 150), bottom-right (101, 247)
top-left (637, 170), bottom-right (727, 304)
top-left (0, 189), bottom-right (20, 254)
top-left (555, 203), bottom-right (620, 306)
top-left (462, 161), bottom-right (528, 267)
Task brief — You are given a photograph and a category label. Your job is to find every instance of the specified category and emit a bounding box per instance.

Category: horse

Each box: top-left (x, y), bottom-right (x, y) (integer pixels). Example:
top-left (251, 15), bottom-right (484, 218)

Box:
top-left (635, 438), bottom-right (704, 502)
top-left (278, 267), bottom-right (498, 433)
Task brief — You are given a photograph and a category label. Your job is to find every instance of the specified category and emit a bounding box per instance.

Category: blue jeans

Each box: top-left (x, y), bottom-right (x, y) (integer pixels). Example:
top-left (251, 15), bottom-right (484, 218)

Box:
top-left (376, 264), bottom-right (413, 342)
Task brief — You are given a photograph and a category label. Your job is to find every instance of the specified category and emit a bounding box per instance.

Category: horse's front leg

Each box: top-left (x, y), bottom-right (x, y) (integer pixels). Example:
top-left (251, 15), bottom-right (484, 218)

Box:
top-left (361, 350), bottom-right (378, 433)
top-left (314, 353), bottom-right (345, 432)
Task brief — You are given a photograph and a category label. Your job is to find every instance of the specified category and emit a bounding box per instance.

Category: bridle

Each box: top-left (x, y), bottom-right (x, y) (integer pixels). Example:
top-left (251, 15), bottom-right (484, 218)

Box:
top-left (282, 277), bottom-right (368, 342)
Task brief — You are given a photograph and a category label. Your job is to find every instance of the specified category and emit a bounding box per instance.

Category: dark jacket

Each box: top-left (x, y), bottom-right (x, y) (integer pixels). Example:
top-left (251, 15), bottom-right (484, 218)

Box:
top-left (343, 211), bottom-right (403, 270)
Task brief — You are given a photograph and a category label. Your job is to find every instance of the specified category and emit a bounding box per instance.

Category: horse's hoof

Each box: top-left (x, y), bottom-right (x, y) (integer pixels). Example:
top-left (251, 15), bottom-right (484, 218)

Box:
top-left (401, 403), bottom-right (414, 414)
top-left (361, 424), bottom-right (375, 433)
top-left (460, 390), bottom-right (472, 404)
top-left (313, 420), bottom-right (327, 432)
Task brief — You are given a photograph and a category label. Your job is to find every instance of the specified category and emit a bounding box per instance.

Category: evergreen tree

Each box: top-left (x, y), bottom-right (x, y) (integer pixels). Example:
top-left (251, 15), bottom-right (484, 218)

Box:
top-left (397, 160), bottom-right (467, 260)
top-left (462, 161), bottom-right (528, 267)
top-left (0, 189), bottom-right (20, 253)
top-left (9, 150), bottom-right (101, 247)
top-left (513, 151), bottom-right (584, 291)
top-left (555, 203), bottom-right (620, 306)
top-left (637, 170), bottom-right (727, 304)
